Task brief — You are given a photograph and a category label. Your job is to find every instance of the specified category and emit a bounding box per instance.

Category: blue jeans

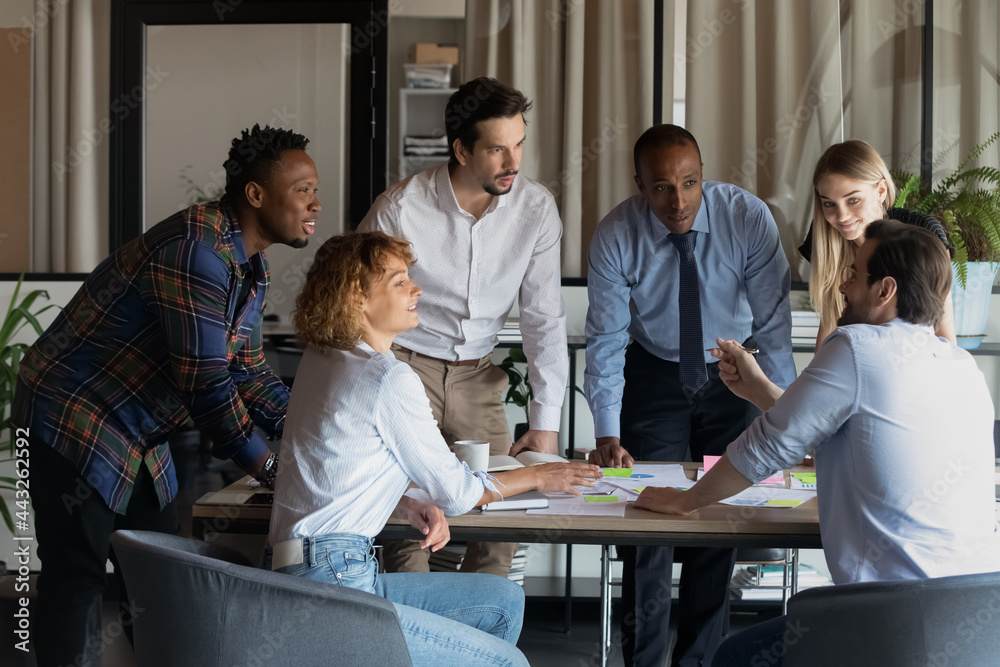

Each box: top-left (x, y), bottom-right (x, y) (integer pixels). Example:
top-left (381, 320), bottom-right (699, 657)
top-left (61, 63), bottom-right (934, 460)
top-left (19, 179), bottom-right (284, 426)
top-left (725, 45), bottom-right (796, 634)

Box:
top-left (269, 534), bottom-right (528, 667)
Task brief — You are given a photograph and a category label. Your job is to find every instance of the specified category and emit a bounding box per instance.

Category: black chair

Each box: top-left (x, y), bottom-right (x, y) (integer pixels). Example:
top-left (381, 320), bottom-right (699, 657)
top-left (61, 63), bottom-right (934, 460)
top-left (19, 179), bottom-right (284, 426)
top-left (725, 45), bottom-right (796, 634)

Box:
top-left (110, 530), bottom-right (413, 667)
top-left (783, 571), bottom-right (1000, 666)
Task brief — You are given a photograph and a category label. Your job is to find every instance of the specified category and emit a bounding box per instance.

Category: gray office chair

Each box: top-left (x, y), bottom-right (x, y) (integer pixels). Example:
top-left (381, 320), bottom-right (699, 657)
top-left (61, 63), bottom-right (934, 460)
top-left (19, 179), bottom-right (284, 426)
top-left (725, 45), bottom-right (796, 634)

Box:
top-left (110, 530), bottom-right (413, 667)
top-left (783, 570), bottom-right (1000, 666)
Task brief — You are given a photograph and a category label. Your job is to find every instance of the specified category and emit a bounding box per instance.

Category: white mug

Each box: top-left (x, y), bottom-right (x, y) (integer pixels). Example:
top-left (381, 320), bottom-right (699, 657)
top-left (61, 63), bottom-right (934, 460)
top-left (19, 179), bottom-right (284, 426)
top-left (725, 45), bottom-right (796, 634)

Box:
top-left (452, 440), bottom-right (490, 472)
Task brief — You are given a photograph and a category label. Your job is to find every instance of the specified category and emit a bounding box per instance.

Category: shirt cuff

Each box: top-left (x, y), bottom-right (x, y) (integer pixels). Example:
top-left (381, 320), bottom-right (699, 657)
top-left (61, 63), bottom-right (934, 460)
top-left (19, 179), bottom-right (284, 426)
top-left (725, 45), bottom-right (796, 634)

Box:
top-left (593, 410), bottom-right (621, 440)
top-left (530, 403), bottom-right (563, 432)
top-left (474, 470), bottom-right (504, 500)
top-left (726, 438), bottom-right (780, 485)
top-left (229, 431), bottom-right (270, 471)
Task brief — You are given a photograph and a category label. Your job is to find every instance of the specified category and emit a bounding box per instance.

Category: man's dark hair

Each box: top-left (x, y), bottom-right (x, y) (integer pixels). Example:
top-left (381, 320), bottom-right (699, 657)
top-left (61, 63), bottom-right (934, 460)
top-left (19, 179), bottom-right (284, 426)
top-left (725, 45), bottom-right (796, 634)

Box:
top-left (224, 124), bottom-right (310, 200)
top-left (864, 219), bottom-right (952, 327)
top-left (444, 77), bottom-right (531, 163)
top-left (633, 124), bottom-right (701, 175)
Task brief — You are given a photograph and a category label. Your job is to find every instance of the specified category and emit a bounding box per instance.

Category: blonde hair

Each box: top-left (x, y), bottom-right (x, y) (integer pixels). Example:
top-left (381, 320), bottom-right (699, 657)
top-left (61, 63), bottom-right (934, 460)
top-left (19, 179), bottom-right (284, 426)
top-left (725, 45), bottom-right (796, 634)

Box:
top-left (293, 232), bottom-right (414, 350)
top-left (808, 140), bottom-right (897, 329)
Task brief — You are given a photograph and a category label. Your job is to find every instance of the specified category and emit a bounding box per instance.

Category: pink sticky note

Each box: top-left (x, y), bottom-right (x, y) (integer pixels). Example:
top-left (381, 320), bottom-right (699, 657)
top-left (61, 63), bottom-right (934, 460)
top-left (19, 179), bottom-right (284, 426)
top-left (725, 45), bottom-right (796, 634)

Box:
top-left (703, 455), bottom-right (721, 471)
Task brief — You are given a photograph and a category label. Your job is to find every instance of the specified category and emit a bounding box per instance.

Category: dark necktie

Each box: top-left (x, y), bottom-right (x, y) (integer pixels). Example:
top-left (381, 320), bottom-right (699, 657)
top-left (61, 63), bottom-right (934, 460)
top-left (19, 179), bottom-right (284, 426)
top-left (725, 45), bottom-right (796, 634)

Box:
top-left (669, 231), bottom-right (708, 393)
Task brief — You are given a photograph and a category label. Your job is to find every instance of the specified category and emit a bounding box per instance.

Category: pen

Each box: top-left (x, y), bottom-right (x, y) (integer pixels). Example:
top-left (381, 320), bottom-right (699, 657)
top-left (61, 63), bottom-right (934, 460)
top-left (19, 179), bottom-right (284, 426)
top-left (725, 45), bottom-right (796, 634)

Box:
top-left (706, 344), bottom-right (759, 355)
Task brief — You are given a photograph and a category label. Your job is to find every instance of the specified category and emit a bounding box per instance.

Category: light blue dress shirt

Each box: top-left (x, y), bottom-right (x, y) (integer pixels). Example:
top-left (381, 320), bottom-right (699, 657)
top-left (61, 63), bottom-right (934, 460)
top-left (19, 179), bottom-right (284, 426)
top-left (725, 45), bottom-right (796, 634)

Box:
top-left (585, 182), bottom-right (795, 439)
top-left (729, 319), bottom-right (1000, 584)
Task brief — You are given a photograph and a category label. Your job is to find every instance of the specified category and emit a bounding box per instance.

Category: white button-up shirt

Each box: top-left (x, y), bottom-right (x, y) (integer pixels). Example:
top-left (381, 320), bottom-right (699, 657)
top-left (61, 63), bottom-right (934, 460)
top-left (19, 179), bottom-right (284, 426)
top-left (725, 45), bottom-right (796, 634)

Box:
top-left (269, 343), bottom-right (499, 543)
top-left (359, 164), bottom-right (568, 431)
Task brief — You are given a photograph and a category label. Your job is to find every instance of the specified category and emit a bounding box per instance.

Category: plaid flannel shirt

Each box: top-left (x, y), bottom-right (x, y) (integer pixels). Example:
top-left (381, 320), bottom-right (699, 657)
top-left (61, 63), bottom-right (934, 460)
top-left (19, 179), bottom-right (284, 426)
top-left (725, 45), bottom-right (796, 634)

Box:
top-left (13, 199), bottom-right (289, 513)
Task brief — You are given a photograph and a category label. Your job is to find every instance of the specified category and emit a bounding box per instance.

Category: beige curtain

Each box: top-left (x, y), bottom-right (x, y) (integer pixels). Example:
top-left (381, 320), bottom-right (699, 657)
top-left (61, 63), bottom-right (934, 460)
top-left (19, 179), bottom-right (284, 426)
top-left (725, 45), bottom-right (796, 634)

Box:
top-left (931, 0), bottom-right (1000, 177)
top-left (32, 0), bottom-right (110, 272)
top-left (685, 0), bottom-right (999, 281)
top-left (685, 0), bottom-right (847, 282)
top-left (465, 0), bottom-right (666, 276)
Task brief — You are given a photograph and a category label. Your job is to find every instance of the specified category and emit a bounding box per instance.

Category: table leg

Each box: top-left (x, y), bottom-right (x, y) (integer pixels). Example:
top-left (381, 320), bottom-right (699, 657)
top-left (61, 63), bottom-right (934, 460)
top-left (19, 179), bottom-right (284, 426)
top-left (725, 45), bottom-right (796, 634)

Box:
top-left (600, 544), bottom-right (611, 667)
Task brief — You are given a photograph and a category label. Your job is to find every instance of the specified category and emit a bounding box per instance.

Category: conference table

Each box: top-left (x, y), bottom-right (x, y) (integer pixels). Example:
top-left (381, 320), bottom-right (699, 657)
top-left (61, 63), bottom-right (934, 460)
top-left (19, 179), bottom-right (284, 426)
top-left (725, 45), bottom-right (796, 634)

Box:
top-left (193, 462), bottom-right (820, 667)
top-left (192, 462), bottom-right (820, 546)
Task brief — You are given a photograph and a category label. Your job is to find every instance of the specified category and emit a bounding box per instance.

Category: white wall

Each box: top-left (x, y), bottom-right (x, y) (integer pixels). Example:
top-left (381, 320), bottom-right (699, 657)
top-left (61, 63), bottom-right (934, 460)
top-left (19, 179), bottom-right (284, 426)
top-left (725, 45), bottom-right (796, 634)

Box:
top-left (145, 23), bottom-right (349, 323)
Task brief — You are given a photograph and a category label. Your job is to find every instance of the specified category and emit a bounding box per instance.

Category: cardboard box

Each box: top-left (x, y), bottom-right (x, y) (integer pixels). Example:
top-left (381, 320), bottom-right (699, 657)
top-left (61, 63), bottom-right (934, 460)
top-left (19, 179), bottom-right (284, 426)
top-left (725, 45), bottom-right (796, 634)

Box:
top-left (410, 43), bottom-right (459, 66)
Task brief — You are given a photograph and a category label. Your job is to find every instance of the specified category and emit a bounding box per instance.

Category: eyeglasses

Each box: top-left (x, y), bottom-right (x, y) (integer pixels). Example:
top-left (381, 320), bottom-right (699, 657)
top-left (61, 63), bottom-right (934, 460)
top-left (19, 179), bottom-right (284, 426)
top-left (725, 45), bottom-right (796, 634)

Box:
top-left (841, 265), bottom-right (871, 285)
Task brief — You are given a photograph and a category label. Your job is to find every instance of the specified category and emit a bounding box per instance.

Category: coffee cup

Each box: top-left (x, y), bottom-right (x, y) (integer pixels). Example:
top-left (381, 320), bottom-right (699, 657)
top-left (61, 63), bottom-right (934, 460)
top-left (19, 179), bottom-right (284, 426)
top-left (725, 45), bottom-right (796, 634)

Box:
top-left (452, 440), bottom-right (490, 472)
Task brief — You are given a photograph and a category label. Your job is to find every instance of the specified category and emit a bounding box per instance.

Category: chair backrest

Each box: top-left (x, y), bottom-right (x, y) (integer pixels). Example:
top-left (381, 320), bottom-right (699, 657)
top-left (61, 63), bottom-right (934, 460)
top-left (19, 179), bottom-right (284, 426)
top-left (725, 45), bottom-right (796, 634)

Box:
top-left (783, 570), bottom-right (1000, 667)
top-left (110, 530), bottom-right (412, 667)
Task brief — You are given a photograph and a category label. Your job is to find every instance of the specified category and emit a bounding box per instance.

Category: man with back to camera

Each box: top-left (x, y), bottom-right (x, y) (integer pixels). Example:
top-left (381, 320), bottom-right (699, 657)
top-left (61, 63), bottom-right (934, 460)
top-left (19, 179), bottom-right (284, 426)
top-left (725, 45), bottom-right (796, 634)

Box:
top-left (12, 125), bottom-right (320, 666)
top-left (635, 219), bottom-right (1000, 665)
top-left (360, 77), bottom-right (568, 577)
top-left (585, 124), bottom-right (796, 666)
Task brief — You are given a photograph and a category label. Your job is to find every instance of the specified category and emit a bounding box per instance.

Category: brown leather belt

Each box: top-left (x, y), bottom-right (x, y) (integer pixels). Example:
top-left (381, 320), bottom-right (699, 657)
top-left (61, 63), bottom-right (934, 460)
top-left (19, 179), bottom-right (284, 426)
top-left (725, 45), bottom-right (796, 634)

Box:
top-left (394, 346), bottom-right (481, 367)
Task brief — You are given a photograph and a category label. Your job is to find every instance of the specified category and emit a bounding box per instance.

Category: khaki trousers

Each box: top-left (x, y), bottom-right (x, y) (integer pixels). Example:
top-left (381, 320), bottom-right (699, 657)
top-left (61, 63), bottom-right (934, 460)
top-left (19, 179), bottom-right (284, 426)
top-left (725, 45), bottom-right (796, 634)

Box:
top-left (381, 348), bottom-right (519, 577)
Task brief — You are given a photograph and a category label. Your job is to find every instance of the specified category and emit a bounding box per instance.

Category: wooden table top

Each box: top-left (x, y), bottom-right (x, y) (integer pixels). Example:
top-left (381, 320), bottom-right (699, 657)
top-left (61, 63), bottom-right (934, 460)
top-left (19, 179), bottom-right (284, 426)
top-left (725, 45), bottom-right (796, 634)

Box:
top-left (193, 462), bottom-right (821, 548)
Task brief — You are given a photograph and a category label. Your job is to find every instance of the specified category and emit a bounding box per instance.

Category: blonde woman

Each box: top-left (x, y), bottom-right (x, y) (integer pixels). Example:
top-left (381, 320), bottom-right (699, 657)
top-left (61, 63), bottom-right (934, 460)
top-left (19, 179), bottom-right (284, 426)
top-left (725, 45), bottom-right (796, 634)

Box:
top-left (799, 140), bottom-right (956, 349)
top-left (266, 231), bottom-right (600, 666)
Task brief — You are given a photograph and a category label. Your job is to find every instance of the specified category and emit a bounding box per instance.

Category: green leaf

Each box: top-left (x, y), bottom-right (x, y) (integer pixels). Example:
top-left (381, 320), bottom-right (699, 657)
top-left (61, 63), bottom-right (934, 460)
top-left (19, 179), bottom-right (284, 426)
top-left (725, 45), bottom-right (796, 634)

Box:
top-left (508, 347), bottom-right (527, 364)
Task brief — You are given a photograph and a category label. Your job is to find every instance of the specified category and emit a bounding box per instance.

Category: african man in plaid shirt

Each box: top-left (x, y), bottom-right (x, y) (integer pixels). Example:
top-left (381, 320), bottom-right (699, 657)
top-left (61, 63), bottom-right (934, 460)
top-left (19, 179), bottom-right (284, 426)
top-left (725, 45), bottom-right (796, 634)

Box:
top-left (12, 125), bottom-right (321, 667)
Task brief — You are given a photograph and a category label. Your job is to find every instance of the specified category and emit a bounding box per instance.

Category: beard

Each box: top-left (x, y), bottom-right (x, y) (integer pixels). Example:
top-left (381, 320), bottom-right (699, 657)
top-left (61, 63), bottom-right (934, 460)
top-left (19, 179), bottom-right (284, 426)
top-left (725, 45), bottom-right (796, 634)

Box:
top-left (483, 171), bottom-right (517, 197)
top-left (837, 300), bottom-right (871, 327)
top-left (287, 237), bottom-right (309, 249)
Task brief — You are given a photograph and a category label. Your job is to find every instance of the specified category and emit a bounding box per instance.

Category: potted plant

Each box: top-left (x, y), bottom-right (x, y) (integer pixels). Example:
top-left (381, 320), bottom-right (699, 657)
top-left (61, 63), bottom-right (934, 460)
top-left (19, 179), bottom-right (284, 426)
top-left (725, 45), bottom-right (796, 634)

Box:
top-left (892, 132), bottom-right (1000, 349)
top-left (498, 347), bottom-right (532, 441)
top-left (1, 275), bottom-right (55, 531)
top-left (498, 347), bottom-right (585, 442)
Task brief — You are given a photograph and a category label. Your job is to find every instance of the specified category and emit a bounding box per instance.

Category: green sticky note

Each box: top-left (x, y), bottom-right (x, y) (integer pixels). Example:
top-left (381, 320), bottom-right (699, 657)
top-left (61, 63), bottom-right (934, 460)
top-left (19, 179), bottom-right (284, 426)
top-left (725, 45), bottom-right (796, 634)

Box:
top-left (765, 499), bottom-right (802, 506)
top-left (791, 473), bottom-right (817, 483)
top-left (602, 468), bottom-right (634, 477)
top-left (586, 496), bottom-right (620, 502)
top-left (633, 487), bottom-right (646, 493)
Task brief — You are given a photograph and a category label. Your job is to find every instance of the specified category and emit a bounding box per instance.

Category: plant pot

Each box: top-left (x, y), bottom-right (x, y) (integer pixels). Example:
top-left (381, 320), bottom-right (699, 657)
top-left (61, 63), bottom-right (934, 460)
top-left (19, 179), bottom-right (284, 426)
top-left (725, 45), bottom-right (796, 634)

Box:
top-left (952, 262), bottom-right (999, 350)
top-left (514, 422), bottom-right (529, 442)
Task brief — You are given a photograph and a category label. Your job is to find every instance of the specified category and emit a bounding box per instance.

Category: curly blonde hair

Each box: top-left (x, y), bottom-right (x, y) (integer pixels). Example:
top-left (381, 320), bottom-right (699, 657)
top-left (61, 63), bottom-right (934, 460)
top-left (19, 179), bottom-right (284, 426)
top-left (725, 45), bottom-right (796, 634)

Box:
top-left (809, 140), bottom-right (896, 330)
top-left (293, 232), bottom-right (414, 350)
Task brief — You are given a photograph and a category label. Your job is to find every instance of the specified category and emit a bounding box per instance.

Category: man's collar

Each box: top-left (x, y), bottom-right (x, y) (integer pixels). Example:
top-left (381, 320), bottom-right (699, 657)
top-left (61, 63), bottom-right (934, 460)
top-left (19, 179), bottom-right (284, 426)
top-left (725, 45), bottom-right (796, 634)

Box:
top-left (644, 196), bottom-right (709, 241)
top-left (438, 163), bottom-right (505, 217)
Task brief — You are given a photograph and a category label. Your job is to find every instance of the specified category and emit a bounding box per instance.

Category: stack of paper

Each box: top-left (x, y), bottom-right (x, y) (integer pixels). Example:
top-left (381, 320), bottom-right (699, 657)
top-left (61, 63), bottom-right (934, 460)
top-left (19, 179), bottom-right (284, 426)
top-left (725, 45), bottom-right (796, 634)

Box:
top-left (427, 543), bottom-right (529, 586)
top-left (428, 544), bottom-right (466, 573)
top-left (496, 318), bottom-right (522, 342)
top-left (507, 545), bottom-right (528, 585)
top-left (791, 310), bottom-right (820, 346)
top-left (730, 563), bottom-right (831, 599)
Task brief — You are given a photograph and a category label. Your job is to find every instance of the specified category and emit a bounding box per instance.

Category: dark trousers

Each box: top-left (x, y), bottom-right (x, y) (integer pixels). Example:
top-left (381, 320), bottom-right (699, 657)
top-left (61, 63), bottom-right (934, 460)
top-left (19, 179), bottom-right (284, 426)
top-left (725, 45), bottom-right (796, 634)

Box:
top-left (618, 343), bottom-right (757, 667)
top-left (28, 435), bottom-right (178, 667)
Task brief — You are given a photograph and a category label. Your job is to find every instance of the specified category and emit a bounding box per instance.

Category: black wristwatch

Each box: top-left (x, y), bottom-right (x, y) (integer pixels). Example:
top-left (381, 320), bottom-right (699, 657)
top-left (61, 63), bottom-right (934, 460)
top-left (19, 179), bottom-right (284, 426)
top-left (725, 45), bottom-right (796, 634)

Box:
top-left (255, 452), bottom-right (278, 489)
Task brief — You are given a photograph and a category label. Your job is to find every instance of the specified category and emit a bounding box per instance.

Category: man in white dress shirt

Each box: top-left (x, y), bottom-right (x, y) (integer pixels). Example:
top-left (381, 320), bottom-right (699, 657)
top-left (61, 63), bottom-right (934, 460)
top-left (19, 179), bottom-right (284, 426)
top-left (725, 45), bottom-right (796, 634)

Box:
top-left (635, 219), bottom-right (1000, 665)
top-left (359, 77), bottom-right (568, 576)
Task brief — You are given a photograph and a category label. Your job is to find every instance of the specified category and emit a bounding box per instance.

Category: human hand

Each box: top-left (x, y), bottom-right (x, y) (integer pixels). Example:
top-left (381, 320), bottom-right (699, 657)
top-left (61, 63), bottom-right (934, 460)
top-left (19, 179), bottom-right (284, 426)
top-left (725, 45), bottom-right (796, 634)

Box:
top-left (709, 338), bottom-right (769, 403)
top-left (407, 501), bottom-right (450, 552)
top-left (587, 437), bottom-right (634, 467)
top-left (509, 429), bottom-right (558, 456)
top-left (531, 462), bottom-right (603, 495)
top-left (634, 487), bottom-right (694, 515)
